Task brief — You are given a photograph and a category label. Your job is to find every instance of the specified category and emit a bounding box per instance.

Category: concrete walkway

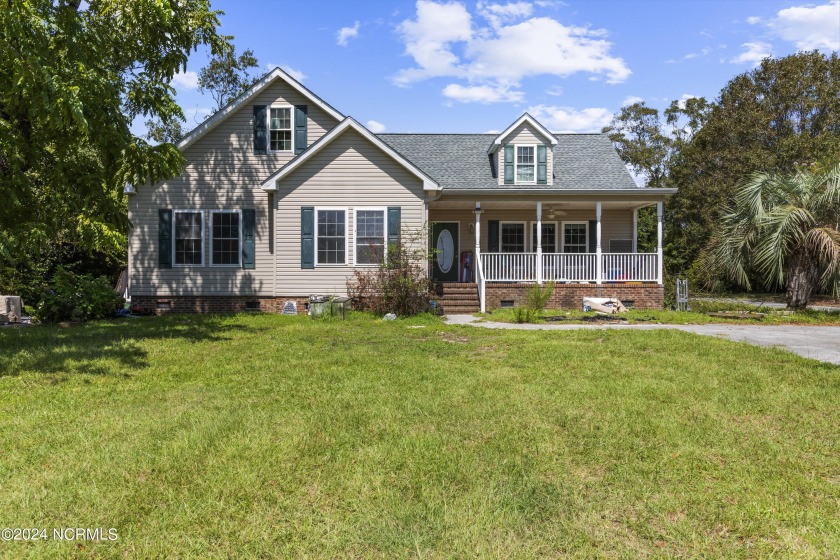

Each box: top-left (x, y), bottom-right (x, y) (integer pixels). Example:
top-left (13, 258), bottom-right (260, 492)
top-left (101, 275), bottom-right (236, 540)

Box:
top-left (444, 314), bottom-right (840, 366)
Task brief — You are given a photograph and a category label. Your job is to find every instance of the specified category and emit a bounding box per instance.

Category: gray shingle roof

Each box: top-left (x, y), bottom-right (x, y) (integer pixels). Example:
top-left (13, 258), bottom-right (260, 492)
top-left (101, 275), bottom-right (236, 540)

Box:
top-left (376, 133), bottom-right (639, 190)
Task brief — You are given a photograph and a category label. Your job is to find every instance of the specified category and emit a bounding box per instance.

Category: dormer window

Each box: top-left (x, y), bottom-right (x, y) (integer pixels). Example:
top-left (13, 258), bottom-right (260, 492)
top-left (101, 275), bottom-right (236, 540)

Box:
top-left (516, 146), bottom-right (535, 182)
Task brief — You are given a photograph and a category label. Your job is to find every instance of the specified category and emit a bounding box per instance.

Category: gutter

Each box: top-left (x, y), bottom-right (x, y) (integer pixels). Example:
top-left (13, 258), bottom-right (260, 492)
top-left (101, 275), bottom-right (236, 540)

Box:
top-left (442, 188), bottom-right (678, 196)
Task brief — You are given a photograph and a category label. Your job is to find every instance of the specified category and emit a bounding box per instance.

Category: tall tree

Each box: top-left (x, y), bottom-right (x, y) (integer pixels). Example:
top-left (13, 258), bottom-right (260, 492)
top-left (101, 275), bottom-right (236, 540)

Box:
top-left (602, 102), bottom-right (671, 189)
top-left (198, 48), bottom-right (259, 111)
top-left (0, 0), bottom-right (230, 293)
top-left (706, 162), bottom-right (840, 308)
top-left (668, 51), bottom-right (840, 273)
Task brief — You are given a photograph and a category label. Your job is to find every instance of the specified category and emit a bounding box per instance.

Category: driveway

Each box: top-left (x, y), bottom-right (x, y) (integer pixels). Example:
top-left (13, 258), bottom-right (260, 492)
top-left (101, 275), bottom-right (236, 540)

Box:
top-left (445, 315), bottom-right (840, 366)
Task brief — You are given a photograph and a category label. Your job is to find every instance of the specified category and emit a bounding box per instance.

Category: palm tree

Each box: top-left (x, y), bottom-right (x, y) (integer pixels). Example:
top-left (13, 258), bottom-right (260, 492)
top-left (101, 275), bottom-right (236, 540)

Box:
top-left (707, 162), bottom-right (840, 309)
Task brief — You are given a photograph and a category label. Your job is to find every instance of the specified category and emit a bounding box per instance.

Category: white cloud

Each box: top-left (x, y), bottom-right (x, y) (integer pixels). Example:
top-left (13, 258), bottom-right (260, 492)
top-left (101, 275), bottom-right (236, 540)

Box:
top-left (621, 95), bottom-right (644, 106)
top-left (337, 21), bottom-right (361, 46)
top-left (765, 0), bottom-right (840, 51)
top-left (683, 46), bottom-right (712, 60)
top-left (545, 85), bottom-right (563, 96)
top-left (730, 41), bottom-right (772, 66)
top-left (527, 104), bottom-right (613, 132)
top-left (393, 0), bottom-right (630, 103)
top-left (366, 119), bottom-right (387, 133)
top-left (171, 70), bottom-right (198, 90)
top-left (477, 1), bottom-right (533, 29)
top-left (283, 65), bottom-right (307, 82)
top-left (394, 1), bottom-right (473, 85)
top-left (746, 16), bottom-right (762, 25)
top-left (442, 83), bottom-right (525, 103)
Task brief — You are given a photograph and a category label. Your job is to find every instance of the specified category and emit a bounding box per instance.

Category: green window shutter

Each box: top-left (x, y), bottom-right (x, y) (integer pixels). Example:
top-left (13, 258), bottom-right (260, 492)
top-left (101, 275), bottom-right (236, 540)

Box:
top-left (253, 105), bottom-right (267, 155)
top-left (503, 145), bottom-right (514, 184)
top-left (537, 145), bottom-right (547, 184)
top-left (294, 105), bottom-right (308, 154)
top-left (301, 207), bottom-right (314, 269)
top-left (387, 206), bottom-right (401, 247)
top-left (159, 209), bottom-right (172, 268)
top-left (588, 220), bottom-right (597, 253)
top-left (242, 209), bottom-right (256, 269)
top-left (488, 220), bottom-right (500, 252)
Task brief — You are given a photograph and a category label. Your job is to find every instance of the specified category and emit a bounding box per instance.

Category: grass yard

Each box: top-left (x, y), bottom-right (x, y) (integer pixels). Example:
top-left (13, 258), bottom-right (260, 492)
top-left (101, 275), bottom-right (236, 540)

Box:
top-left (0, 313), bottom-right (838, 558)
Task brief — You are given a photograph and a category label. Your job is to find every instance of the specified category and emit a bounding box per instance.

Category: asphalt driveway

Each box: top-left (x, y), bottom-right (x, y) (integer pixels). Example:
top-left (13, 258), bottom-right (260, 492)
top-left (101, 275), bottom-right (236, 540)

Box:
top-left (445, 315), bottom-right (840, 366)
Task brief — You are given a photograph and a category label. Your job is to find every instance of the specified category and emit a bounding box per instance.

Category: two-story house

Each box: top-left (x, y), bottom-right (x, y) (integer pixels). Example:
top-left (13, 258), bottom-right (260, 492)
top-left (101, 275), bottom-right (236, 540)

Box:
top-left (127, 68), bottom-right (675, 314)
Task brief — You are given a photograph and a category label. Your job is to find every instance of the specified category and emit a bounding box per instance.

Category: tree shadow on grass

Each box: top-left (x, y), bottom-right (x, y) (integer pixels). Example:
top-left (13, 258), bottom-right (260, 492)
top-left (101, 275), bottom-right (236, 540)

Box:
top-left (0, 314), bottom-right (269, 378)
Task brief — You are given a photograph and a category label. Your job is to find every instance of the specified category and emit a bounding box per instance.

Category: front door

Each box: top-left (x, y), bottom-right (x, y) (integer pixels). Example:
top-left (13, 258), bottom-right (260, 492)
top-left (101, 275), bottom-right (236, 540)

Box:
top-left (431, 222), bottom-right (459, 281)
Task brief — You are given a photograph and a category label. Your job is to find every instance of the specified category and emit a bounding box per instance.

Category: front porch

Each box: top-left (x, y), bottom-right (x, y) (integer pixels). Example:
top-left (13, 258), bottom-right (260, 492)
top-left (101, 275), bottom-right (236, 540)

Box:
top-left (429, 196), bottom-right (666, 312)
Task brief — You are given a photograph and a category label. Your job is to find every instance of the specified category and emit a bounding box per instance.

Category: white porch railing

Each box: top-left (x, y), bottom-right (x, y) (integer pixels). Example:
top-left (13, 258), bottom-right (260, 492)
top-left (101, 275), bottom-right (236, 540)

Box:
top-left (479, 252), bottom-right (658, 283)
top-left (481, 252), bottom-right (537, 282)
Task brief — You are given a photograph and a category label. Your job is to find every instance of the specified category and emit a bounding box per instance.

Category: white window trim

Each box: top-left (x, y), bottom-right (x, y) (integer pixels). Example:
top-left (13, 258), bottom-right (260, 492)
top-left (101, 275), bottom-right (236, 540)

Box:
top-left (515, 144), bottom-right (537, 185)
top-left (209, 210), bottom-right (243, 267)
top-left (561, 221), bottom-right (589, 254)
top-left (268, 104), bottom-right (294, 154)
top-left (314, 207), bottom-right (349, 266)
top-left (172, 209), bottom-right (205, 267)
top-left (529, 221), bottom-right (558, 253)
top-left (499, 221), bottom-right (527, 253)
top-left (353, 207), bottom-right (388, 267)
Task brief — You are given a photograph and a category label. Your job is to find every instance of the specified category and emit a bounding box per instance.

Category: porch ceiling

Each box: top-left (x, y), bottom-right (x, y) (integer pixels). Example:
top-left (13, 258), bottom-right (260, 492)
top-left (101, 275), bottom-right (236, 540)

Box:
top-left (428, 199), bottom-right (656, 210)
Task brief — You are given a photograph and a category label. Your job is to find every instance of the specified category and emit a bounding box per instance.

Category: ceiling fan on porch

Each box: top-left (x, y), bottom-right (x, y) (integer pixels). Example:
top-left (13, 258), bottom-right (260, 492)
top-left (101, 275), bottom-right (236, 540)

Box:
top-left (543, 205), bottom-right (566, 219)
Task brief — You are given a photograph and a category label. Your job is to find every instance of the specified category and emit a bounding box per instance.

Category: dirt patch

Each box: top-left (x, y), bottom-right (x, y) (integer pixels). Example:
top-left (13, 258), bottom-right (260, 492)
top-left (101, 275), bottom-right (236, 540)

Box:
top-left (439, 332), bottom-right (470, 343)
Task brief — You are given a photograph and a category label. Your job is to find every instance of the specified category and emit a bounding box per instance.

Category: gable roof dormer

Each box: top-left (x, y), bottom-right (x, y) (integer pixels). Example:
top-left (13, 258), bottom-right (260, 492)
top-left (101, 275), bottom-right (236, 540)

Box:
top-left (176, 67), bottom-right (344, 152)
top-left (487, 113), bottom-right (558, 155)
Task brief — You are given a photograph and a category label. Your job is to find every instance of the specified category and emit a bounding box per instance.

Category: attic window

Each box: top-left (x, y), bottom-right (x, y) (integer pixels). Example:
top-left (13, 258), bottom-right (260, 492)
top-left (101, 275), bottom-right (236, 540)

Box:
top-left (269, 107), bottom-right (292, 151)
top-left (516, 145), bottom-right (535, 182)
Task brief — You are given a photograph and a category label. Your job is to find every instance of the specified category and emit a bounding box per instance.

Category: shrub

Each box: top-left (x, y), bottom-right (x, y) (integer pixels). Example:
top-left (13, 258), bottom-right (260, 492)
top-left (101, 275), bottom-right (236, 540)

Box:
top-left (347, 229), bottom-right (435, 317)
top-left (36, 267), bottom-right (124, 322)
top-left (511, 282), bottom-right (555, 324)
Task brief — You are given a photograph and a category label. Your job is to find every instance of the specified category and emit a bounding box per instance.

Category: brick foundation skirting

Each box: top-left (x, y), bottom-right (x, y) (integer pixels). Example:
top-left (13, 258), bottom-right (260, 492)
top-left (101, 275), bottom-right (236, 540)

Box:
top-left (133, 283), bottom-right (664, 314)
top-left (131, 295), bottom-right (311, 315)
top-left (485, 283), bottom-right (664, 310)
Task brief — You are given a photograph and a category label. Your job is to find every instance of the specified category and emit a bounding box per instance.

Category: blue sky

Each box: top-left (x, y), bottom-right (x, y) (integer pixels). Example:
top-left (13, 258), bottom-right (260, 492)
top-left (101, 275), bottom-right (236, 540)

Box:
top-left (160, 0), bottom-right (839, 136)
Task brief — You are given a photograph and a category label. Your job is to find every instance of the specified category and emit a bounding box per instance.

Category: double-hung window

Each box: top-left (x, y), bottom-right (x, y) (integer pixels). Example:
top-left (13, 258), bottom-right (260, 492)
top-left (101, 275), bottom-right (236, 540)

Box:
top-left (269, 107), bottom-right (292, 151)
top-left (516, 146), bottom-right (535, 182)
top-left (317, 209), bottom-right (346, 264)
top-left (500, 222), bottom-right (526, 253)
top-left (355, 209), bottom-right (385, 265)
top-left (211, 211), bottom-right (241, 266)
top-left (532, 223), bottom-right (557, 253)
top-left (562, 222), bottom-right (588, 253)
top-left (174, 211), bottom-right (203, 265)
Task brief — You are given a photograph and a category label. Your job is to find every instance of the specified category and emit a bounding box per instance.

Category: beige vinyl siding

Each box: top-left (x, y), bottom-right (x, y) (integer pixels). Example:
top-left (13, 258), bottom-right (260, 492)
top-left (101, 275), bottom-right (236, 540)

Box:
top-left (496, 123), bottom-right (554, 186)
top-left (430, 208), bottom-right (633, 254)
top-left (275, 128), bottom-right (427, 296)
top-left (128, 79), bottom-right (341, 296)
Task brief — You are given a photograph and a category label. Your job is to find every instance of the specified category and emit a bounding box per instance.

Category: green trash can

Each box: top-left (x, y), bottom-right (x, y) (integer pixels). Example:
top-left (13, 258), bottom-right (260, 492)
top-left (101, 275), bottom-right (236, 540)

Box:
top-left (309, 295), bottom-right (330, 317)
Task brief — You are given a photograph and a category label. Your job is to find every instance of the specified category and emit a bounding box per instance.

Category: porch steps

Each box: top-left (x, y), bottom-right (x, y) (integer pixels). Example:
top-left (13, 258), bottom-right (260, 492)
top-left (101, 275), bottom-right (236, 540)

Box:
top-left (433, 282), bottom-right (480, 314)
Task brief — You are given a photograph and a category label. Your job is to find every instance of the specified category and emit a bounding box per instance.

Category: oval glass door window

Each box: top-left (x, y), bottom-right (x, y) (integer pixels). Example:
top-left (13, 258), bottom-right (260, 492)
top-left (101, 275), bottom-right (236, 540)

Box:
top-left (436, 229), bottom-right (454, 273)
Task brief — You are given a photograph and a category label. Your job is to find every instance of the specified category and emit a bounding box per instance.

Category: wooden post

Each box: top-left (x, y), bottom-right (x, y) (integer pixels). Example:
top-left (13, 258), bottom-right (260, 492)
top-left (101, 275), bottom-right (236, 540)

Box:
top-left (536, 201), bottom-right (542, 285)
top-left (596, 201), bottom-right (602, 285)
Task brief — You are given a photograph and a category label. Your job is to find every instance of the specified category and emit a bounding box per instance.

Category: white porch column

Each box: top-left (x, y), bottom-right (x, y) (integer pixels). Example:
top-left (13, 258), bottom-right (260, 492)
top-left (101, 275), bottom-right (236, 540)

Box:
top-left (656, 201), bottom-right (664, 285)
top-left (536, 201), bottom-right (543, 285)
top-left (474, 201), bottom-right (481, 256)
top-left (595, 201), bottom-right (602, 285)
top-left (632, 208), bottom-right (638, 253)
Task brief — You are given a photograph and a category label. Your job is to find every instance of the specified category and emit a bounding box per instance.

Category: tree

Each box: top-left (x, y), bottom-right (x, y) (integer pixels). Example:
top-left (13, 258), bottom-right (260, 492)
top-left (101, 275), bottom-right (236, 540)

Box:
top-left (706, 162), bottom-right (840, 309)
top-left (198, 48), bottom-right (259, 111)
top-left (668, 51), bottom-right (840, 274)
top-left (0, 0), bottom-right (231, 297)
top-left (602, 102), bottom-right (671, 189)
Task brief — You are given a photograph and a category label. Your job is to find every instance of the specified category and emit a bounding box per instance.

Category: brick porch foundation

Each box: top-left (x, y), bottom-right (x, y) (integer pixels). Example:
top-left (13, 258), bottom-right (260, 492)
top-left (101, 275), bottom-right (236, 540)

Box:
top-left (131, 295), bottom-right (311, 315)
top-left (485, 283), bottom-right (664, 310)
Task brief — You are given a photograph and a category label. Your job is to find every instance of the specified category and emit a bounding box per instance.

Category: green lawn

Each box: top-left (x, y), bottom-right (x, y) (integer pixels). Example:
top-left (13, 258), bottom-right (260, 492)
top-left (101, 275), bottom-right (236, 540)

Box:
top-left (1, 314), bottom-right (838, 558)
